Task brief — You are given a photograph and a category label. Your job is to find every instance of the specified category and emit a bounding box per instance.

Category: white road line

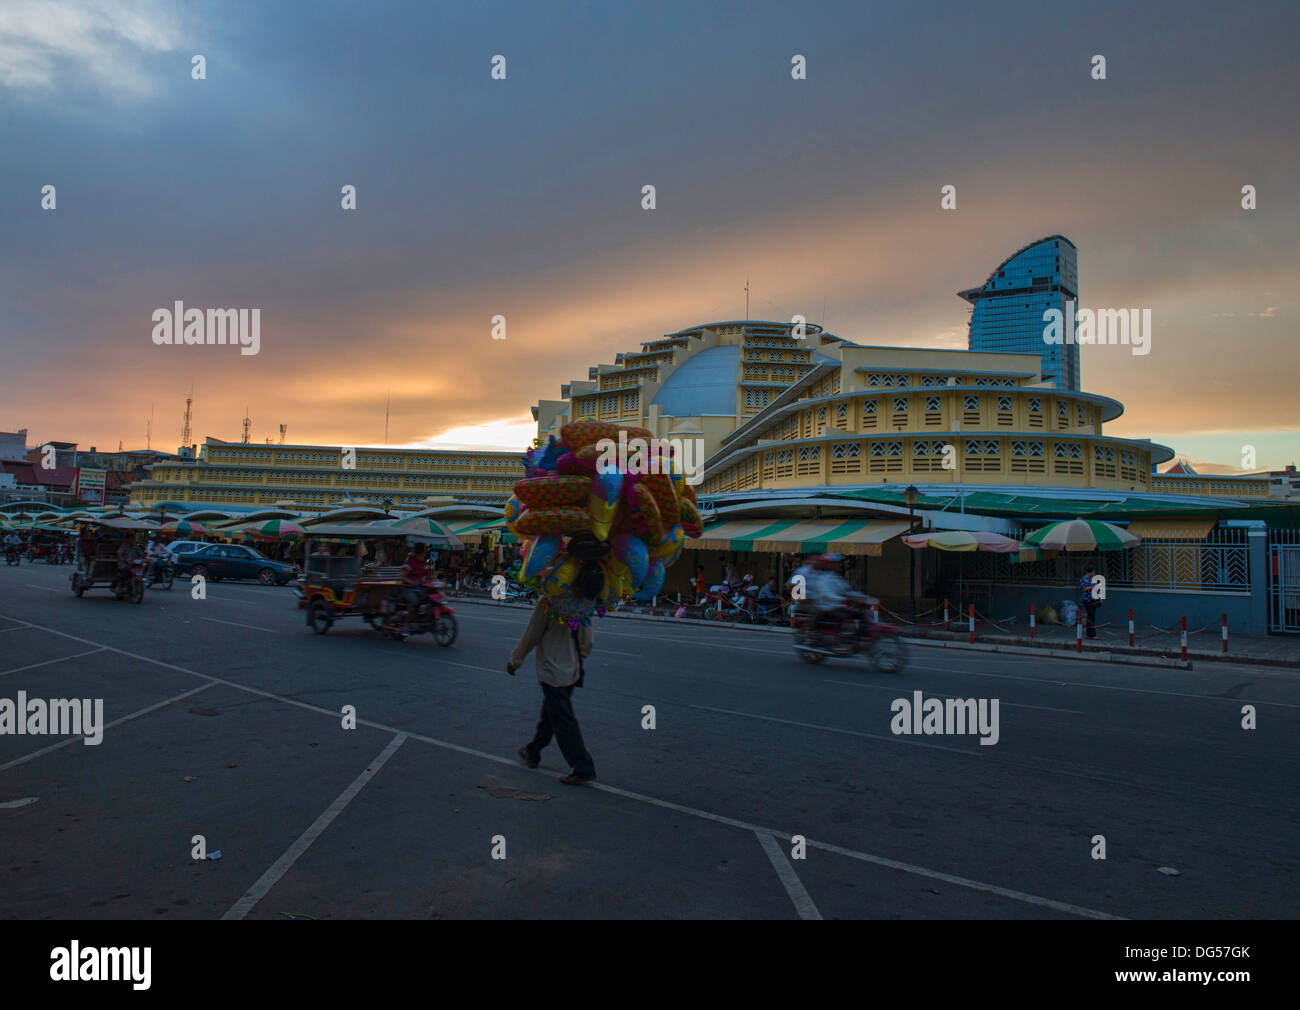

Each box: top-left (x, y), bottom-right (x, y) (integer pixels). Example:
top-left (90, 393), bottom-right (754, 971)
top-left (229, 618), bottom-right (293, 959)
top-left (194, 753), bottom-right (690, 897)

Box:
top-left (0, 797), bottom-right (40, 809)
top-left (805, 837), bottom-right (1118, 919)
top-left (222, 733), bottom-right (408, 921)
top-left (824, 679), bottom-right (1084, 715)
top-left (200, 617), bottom-right (277, 633)
top-left (755, 830), bottom-right (822, 920)
top-left (24, 585), bottom-right (61, 593)
top-left (0, 624), bottom-right (34, 633)
top-left (906, 663), bottom-right (1300, 710)
top-left (3, 615), bottom-right (1120, 920)
top-left (689, 702), bottom-right (984, 757)
top-left (0, 648), bottom-right (105, 678)
top-left (0, 682), bottom-right (217, 771)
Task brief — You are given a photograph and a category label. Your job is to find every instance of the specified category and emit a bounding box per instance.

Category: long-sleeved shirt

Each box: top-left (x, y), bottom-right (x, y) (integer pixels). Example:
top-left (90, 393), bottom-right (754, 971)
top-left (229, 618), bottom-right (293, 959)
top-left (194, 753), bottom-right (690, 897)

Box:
top-left (509, 600), bottom-right (595, 687)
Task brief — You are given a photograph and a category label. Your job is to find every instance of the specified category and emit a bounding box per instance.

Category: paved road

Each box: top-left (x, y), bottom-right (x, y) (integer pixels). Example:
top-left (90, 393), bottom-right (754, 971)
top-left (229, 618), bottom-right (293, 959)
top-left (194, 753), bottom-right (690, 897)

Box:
top-left (1, 562), bottom-right (1296, 919)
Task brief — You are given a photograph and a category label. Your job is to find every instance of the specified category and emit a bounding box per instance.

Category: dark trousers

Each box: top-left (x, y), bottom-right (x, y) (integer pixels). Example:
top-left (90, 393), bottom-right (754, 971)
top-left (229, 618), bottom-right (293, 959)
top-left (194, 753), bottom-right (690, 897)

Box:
top-left (1082, 600), bottom-right (1098, 637)
top-left (524, 683), bottom-right (595, 778)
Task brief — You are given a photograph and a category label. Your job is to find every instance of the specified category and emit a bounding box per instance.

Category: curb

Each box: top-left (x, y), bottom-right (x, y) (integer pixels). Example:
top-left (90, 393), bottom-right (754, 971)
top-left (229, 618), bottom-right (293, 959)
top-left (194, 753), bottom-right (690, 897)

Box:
top-left (451, 595), bottom-right (1300, 671)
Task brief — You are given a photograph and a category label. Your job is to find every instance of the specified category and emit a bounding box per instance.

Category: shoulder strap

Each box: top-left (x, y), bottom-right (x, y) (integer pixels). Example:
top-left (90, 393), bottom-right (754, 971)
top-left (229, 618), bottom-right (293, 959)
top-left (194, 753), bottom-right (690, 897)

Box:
top-left (571, 628), bottom-right (585, 687)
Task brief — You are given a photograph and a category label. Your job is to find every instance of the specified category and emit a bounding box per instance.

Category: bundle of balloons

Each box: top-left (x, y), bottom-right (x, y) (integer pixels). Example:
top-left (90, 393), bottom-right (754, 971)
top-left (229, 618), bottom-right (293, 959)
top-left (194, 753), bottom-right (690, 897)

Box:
top-left (506, 421), bottom-right (703, 628)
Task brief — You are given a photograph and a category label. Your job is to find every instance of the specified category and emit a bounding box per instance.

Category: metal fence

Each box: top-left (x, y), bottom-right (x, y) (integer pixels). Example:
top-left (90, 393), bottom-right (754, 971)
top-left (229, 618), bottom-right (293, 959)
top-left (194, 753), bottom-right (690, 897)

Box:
top-left (971, 526), bottom-right (1250, 592)
top-left (1268, 527), bottom-right (1300, 633)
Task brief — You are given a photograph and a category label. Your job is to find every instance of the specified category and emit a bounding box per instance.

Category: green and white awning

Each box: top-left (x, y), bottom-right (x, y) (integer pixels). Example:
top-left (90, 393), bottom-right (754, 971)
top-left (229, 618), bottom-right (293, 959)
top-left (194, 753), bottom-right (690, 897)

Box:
top-left (692, 518), bottom-right (911, 556)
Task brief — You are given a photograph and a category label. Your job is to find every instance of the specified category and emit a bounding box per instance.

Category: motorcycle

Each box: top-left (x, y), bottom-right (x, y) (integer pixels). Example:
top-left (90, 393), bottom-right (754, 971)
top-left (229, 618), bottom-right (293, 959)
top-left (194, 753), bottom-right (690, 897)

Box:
top-left (706, 582), bottom-right (761, 623)
top-left (376, 578), bottom-right (458, 646)
top-left (3, 544), bottom-right (20, 566)
top-left (792, 595), bottom-right (907, 673)
top-left (111, 558), bottom-right (146, 604)
top-left (144, 555), bottom-right (175, 590)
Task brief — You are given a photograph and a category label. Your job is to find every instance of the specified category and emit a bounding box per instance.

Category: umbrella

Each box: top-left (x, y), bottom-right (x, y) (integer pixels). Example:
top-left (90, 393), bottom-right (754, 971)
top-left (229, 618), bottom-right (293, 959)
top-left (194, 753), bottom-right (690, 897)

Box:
top-left (1024, 519), bottom-right (1140, 552)
top-left (160, 518), bottom-right (211, 537)
top-left (244, 518), bottom-right (306, 540)
top-left (389, 515), bottom-right (465, 549)
top-left (903, 530), bottom-right (1028, 616)
top-left (902, 531), bottom-right (1023, 553)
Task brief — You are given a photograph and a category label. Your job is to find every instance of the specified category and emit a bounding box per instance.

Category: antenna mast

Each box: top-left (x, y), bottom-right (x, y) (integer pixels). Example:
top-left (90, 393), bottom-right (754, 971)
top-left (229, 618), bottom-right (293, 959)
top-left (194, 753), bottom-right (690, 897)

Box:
top-left (242, 408), bottom-right (251, 444)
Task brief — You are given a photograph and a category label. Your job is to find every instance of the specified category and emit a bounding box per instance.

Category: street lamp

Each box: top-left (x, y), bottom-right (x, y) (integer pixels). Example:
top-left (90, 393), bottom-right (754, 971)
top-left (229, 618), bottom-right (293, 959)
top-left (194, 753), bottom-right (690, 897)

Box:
top-left (903, 485), bottom-right (920, 619)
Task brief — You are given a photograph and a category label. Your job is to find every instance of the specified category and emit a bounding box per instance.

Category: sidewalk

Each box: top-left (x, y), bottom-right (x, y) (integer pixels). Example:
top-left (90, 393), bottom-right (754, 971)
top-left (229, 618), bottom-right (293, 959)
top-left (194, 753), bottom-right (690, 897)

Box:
top-left (449, 591), bottom-right (1300, 671)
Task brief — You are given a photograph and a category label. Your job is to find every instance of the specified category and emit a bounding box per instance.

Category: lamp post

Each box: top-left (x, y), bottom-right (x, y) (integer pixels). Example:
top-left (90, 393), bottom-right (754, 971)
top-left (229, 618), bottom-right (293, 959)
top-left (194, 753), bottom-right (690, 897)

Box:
top-left (903, 485), bottom-right (919, 620)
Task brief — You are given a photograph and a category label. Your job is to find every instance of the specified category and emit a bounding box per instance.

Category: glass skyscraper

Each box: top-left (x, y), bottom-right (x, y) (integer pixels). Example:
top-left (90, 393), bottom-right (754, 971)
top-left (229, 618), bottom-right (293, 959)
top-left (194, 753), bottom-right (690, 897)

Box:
top-left (958, 235), bottom-right (1080, 390)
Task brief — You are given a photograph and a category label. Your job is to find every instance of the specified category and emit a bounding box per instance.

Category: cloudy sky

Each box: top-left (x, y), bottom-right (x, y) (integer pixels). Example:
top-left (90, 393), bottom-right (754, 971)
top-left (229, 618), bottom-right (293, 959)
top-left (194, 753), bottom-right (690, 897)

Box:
top-left (2, 0), bottom-right (1296, 471)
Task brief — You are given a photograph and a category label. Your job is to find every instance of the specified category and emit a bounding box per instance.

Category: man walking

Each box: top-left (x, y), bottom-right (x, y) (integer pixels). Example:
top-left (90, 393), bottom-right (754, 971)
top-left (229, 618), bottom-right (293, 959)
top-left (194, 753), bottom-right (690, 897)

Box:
top-left (507, 565), bottom-right (602, 785)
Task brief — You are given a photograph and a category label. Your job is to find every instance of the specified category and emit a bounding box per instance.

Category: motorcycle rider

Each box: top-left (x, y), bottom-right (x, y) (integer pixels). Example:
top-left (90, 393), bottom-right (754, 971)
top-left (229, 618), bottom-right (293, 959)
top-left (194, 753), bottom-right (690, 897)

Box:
top-left (805, 553), bottom-right (855, 644)
top-left (114, 534), bottom-right (142, 592)
top-left (3, 531), bottom-right (21, 564)
top-left (396, 542), bottom-right (430, 637)
top-left (145, 534), bottom-right (171, 583)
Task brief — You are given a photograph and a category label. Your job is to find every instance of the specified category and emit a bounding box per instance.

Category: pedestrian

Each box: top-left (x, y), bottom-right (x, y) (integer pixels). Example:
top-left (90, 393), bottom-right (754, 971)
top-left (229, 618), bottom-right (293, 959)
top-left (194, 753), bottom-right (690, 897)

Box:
top-left (1079, 563), bottom-right (1101, 639)
top-left (693, 566), bottom-right (707, 606)
top-left (507, 564), bottom-right (602, 785)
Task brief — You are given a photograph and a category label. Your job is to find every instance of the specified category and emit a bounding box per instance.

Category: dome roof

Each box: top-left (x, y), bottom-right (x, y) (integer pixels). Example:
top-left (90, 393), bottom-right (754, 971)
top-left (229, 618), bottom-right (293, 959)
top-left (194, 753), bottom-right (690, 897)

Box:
top-left (652, 344), bottom-right (838, 417)
top-left (652, 346), bottom-right (740, 416)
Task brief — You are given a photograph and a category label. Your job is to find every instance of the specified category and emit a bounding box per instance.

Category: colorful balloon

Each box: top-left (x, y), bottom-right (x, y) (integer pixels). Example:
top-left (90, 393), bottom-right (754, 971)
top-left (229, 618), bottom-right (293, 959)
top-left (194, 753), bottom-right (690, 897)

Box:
top-left (611, 532), bottom-right (649, 588)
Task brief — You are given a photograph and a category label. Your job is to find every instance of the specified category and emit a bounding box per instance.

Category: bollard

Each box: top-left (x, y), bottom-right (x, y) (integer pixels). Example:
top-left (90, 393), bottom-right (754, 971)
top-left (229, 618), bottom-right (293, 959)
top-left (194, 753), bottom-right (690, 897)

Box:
top-left (943, 598), bottom-right (949, 627)
top-left (1180, 616), bottom-right (1188, 662)
top-left (1029, 603), bottom-right (1036, 640)
top-left (1128, 608), bottom-right (1135, 648)
top-left (872, 603), bottom-right (879, 623)
top-left (1076, 614), bottom-right (1083, 653)
top-left (650, 595), bottom-right (657, 617)
top-left (968, 604), bottom-right (975, 643)
top-left (1221, 613), bottom-right (1228, 653)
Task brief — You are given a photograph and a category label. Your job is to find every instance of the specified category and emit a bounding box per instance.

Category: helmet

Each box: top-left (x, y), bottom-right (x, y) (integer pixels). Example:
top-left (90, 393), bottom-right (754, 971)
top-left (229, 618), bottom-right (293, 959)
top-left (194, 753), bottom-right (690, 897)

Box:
top-left (813, 552), bottom-right (842, 569)
top-left (743, 573), bottom-right (754, 583)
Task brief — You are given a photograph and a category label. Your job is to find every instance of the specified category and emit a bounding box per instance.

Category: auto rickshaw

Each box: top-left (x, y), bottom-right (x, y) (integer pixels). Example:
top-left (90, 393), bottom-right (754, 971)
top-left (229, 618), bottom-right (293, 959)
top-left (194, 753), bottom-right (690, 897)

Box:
top-left (70, 517), bottom-right (155, 603)
top-left (294, 521), bottom-right (463, 645)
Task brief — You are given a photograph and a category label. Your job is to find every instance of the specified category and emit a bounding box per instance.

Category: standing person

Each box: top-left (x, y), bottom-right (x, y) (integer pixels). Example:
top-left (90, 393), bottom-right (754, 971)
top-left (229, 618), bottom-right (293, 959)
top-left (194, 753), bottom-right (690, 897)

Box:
top-left (507, 564), bottom-right (602, 785)
top-left (757, 576), bottom-right (781, 623)
top-left (693, 566), bottom-right (707, 605)
top-left (1079, 564), bottom-right (1101, 639)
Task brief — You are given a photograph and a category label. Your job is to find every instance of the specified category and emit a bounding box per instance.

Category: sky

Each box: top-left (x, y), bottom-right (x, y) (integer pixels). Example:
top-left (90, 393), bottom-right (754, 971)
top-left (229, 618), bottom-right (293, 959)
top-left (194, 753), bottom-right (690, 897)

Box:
top-left (1, 0), bottom-right (1297, 471)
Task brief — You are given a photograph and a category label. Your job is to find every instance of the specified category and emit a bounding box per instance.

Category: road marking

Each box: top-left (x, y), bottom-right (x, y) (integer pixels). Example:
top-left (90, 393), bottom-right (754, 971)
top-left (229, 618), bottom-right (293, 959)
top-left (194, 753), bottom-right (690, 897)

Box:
top-left (0, 616), bottom-right (1123, 919)
top-left (0, 624), bottom-right (34, 633)
top-left (755, 830), bottom-right (822, 920)
top-left (0, 648), bottom-right (104, 678)
top-left (0, 797), bottom-right (40, 809)
top-left (688, 703), bottom-right (984, 756)
top-left (0, 682), bottom-right (218, 771)
top-left (24, 585), bottom-right (61, 593)
top-left (200, 617), bottom-right (277, 633)
top-left (825, 679), bottom-right (1084, 715)
top-left (222, 733), bottom-right (408, 920)
top-left (905, 663), bottom-right (1300, 710)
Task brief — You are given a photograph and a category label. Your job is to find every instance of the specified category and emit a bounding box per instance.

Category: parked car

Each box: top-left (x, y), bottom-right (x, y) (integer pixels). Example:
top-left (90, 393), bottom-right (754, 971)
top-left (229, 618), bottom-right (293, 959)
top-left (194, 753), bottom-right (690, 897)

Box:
top-left (166, 540), bottom-right (212, 561)
top-left (173, 543), bottom-right (299, 585)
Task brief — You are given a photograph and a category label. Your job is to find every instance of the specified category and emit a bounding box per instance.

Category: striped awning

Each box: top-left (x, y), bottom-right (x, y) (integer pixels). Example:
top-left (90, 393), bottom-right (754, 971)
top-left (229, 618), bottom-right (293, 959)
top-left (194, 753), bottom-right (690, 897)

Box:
top-left (1126, 517), bottom-right (1217, 541)
top-left (691, 518), bottom-right (911, 556)
top-left (447, 518), bottom-right (507, 544)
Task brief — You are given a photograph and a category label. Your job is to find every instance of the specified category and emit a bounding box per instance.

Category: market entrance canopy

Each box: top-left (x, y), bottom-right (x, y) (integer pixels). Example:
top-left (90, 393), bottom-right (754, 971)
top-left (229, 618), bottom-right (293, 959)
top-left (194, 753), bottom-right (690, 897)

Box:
top-left (692, 518), bottom-right (910, 556)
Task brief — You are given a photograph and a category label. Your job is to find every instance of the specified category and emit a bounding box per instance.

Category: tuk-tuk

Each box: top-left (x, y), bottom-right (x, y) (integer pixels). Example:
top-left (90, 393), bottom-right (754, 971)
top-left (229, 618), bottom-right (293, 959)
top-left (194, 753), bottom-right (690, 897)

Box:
top-left (25, 525), bottom-right (75, 564)
top-left (295, 521), bottom-right (463, 644)
top-left (70, 517), bottom-right (156, 602)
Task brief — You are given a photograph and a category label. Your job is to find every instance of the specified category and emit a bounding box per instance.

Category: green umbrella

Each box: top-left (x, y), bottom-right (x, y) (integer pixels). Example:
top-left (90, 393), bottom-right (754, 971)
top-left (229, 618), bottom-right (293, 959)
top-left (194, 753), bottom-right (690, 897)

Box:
top-left (1024, 518), bottom-right (1140, 552)
top-left (159, 518), bottom-right (211, 537)
top-left (246, 518), bottom-right (306, 540)
top-left (390, 515), bottom-right (464, 548)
